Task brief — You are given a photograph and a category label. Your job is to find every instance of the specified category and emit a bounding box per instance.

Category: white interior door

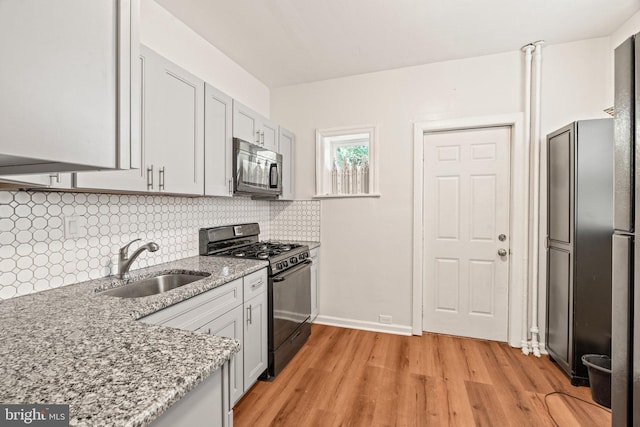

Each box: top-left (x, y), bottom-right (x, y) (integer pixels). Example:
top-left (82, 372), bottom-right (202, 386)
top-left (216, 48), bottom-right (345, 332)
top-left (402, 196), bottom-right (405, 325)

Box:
top-left (423, 127), bottom-right (511, 341)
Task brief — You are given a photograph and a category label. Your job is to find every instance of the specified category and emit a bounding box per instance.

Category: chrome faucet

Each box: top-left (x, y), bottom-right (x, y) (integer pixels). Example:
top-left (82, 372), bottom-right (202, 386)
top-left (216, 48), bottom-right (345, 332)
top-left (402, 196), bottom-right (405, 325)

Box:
top-left (117, 239), bottom-right (159, 279)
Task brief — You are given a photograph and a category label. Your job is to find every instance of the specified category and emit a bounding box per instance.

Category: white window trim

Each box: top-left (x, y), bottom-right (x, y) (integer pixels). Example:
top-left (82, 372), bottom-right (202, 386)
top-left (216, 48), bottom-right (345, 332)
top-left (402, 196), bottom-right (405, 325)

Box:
top-left (314, 125), bottom-right (380, 198)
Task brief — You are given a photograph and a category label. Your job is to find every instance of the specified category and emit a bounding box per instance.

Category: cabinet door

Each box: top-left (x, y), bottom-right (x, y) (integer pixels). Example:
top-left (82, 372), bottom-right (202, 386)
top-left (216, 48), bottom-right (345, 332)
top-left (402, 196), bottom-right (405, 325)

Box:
top-left (233, 101), bottom-right (261, 145)
top-left (75, 54), bottom-right (148, 193)
top-left (547, 247), bottom-right (572, 373)
top-left (150, 363), bottom-right (229, 427)
top-left (279, 128), bottom-right (295, 200)
top-left (198, 305), bottom-right (244, 406)
top-left (0, 0), bottom-right (139, 174)
top-left (147, 50), bottom-right (205, 195)
top-left (261, 118), bottom-right (279, 152)
top-left (548, 127), bottom-right (573, 245)
top-left (204, 84), bottom-right (233, 197)
top-left (310, 249), bottom-right (319, 321)
top-left (243, 291), bottom-right (268, 390)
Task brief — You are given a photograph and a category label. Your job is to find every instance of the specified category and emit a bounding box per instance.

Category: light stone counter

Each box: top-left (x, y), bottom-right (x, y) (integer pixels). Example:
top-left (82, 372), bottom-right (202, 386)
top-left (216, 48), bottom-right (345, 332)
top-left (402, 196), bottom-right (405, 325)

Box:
top-left (0, 256), bottom-right (268, 426)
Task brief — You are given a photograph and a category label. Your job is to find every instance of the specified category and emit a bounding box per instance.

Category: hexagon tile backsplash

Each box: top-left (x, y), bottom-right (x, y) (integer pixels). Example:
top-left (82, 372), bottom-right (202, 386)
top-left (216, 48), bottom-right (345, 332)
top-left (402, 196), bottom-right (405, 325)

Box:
top-left (0, 191), bottom-right (320, 300)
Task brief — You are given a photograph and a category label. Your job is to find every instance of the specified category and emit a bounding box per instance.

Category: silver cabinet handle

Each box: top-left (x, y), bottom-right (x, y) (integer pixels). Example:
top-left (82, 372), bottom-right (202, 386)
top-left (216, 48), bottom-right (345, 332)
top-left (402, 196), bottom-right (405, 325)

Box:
top-left (498, 248), bottom-right (507, 256)
top-left (251, 280), bottom-right (263, 290)
top-left (228, 178), bottom-right (233, 195)
top-left (147, 165), bottom-right (154, 190)
top-left (261, 131), bottom-right (264, 145)
top-left (159, 167), bottom-right (165, 191)
top-left (247, 305), bottom-right (252, 325)
top-left (256, 130), bottom-right (260, 144)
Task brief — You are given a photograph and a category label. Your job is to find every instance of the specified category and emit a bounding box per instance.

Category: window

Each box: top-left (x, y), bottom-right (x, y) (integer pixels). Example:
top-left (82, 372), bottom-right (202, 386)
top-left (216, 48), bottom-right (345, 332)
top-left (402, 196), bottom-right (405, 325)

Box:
top-left (315, 125), bottom-right (379, 198)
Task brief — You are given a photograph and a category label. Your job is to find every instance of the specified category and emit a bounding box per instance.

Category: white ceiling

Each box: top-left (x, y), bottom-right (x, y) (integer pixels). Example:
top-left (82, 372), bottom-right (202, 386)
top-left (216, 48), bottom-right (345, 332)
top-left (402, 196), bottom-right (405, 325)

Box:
top-left (156, 0), bottom-right (640, 88)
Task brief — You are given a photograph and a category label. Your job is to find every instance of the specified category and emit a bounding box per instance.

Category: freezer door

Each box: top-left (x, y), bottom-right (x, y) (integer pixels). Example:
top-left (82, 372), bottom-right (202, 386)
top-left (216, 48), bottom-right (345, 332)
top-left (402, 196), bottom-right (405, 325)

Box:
top-left (612, 234), bottom-right (632, 426)
top-left (614, 37), bottom-right (634, 233)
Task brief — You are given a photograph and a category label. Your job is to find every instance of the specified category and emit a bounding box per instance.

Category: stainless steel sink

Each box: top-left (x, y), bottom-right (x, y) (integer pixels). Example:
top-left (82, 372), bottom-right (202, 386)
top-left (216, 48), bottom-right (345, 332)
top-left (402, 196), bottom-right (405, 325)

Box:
top-left (100, 272), bottom-right (210, 298)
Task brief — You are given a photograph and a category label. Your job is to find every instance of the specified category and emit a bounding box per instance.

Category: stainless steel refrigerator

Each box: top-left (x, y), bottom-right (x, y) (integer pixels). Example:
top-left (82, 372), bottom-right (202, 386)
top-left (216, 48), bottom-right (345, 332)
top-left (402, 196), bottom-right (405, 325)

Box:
top-left (613, 32), bottom-right (640, 426)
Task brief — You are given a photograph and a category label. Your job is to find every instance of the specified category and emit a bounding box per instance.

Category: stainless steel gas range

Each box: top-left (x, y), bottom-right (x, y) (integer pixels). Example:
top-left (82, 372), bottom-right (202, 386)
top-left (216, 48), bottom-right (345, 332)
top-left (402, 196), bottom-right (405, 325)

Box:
top-left (199, 223), bottom-right (311, 378)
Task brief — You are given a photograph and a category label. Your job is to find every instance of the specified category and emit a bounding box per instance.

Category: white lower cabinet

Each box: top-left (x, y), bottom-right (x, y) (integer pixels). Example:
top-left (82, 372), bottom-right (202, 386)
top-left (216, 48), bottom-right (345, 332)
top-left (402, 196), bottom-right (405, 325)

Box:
top-left (310, 248), bottom-right (319, 321)
top-left (150, 362), bottom-right (231, 427)
top-left (243, 290), bottom-right (268, 389)
top-left (139, 267), bottom-right (268, 424)
top-left (197, 305), bottom-right (244, 406)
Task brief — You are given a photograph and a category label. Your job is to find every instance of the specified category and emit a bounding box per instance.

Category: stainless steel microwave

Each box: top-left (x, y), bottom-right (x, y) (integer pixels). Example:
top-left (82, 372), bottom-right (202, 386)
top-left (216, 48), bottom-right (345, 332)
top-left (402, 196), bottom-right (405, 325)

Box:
top-left (233, 138), bottom-right (282, 198)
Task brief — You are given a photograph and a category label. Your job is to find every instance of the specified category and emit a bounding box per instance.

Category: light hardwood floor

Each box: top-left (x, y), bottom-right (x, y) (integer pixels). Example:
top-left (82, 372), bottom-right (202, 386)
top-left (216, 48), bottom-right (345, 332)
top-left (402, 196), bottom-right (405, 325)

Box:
top-left (234, 324), bottom-right (611, 426)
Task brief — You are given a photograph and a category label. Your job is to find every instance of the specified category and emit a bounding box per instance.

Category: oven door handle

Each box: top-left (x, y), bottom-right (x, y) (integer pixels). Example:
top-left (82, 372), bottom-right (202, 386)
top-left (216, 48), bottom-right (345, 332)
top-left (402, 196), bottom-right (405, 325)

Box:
top-left (272, 260), bottom-right (312, 282)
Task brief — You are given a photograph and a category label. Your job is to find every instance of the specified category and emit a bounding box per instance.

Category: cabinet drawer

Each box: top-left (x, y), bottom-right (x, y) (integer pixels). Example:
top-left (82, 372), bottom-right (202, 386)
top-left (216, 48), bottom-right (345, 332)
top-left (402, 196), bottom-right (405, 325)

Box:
top-left (140, 278), bottom-right (243, 330)
top-left (244, 268), bottom-right (267, 299)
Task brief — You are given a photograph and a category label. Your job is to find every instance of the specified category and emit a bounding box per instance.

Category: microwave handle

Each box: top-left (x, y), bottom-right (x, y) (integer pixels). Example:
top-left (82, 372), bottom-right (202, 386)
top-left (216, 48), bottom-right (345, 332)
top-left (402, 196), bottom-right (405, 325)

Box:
top-left (269, 163), bottom-right (279, 188)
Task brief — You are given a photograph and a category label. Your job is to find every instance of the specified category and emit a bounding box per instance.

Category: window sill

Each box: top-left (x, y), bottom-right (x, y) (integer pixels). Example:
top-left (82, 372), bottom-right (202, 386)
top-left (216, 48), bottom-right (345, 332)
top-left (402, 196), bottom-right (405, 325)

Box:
top-left (312, 193), bottom-right (381, 200)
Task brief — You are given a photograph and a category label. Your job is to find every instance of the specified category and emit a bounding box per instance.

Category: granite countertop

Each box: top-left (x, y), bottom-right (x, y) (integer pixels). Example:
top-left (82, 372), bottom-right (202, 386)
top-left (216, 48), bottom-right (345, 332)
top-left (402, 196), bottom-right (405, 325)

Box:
top-left (0, 256), bottom-right (268, 427)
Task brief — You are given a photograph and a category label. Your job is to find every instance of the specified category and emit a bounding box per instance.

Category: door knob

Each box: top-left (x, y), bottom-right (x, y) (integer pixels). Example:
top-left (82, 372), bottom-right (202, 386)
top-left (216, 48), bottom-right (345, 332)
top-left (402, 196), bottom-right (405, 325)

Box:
top-left (498, 248), bottom-right (507, 256)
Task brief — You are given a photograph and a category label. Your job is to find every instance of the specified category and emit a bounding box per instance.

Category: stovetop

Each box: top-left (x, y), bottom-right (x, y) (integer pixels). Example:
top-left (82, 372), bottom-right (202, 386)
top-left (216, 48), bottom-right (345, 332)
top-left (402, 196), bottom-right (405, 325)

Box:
top-left (216, 241), bottom-right (309, 274)
top-left (199, 224), bottom-right (310, 274)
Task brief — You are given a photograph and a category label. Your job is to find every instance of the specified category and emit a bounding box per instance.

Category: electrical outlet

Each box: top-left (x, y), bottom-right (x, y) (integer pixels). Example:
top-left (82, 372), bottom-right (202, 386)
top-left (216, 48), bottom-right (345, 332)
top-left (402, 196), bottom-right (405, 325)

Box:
top-left (64, 216), bottom-right (87, 239)
top-left (379, 315), bottom-right (392, 324)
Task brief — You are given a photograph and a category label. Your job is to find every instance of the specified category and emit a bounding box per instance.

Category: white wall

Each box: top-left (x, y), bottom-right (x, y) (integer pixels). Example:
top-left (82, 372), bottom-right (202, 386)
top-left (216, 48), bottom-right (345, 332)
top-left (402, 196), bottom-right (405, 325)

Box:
top-left (271, 37), bottom-right (611, 340)
top-left (140, 0), bottom-right (270, 117)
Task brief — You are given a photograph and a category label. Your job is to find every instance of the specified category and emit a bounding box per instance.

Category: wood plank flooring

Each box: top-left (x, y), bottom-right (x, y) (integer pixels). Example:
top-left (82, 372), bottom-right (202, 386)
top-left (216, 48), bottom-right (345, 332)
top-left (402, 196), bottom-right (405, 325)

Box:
top-left (233, 325), bottom-right (611, 426)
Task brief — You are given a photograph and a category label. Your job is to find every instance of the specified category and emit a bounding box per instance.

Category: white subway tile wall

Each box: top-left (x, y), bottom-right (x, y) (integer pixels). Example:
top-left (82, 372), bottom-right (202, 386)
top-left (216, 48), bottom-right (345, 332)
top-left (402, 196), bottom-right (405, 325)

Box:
top-left (269, 200), bottom-right (321, 241)
top-left (0, 191), bottom-right (319, 300)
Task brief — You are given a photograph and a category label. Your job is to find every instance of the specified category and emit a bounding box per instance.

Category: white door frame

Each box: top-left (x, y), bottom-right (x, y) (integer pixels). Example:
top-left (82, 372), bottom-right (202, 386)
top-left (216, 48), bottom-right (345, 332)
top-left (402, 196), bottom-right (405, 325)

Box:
top-left (413, 114), bottom-right (526, 347)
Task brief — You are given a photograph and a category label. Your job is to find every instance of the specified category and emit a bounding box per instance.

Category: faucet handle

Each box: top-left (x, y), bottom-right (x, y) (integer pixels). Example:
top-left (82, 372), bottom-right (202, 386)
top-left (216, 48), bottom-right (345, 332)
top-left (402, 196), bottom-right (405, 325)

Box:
top-left (120, 238), bottom-right (141, 259)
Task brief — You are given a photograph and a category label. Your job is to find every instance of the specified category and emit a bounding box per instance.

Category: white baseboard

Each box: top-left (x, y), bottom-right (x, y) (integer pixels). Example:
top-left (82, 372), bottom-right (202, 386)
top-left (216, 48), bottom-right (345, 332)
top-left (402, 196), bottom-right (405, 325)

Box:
top-left (313, 315), bottom-right (413, 336)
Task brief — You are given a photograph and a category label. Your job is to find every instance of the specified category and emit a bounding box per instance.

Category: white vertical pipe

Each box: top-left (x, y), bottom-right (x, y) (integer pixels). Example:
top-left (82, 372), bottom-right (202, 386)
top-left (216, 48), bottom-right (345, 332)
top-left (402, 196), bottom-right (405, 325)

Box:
top-left (520, 44), bottom-right (534, 356)
top-left (530, 40), bottom-right (544, 358)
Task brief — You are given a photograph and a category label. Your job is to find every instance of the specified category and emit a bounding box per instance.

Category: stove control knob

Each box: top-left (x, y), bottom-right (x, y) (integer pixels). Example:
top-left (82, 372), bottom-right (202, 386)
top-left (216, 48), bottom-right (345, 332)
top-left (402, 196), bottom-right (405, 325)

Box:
top-left (276, 262), bottom-right (283, 270)
top-left (283, 261), bottom-right (288, 268)
top-left (299, 253), bottom-right (306, 260)
top-left (290, 257), bottom-right (297, 264)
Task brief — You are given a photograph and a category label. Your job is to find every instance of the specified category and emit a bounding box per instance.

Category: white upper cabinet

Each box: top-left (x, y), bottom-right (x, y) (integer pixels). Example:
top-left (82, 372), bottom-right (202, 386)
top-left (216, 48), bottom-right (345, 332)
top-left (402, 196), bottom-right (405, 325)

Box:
top-left (0, 173), bottom-right (73, 190)
top-left (147, 50), bottom-right (204, 195)
top-left (261, 119), bottom-right (279, 152)
top-left (76, 47), bottom-right (205, 195)
top-left (0, 0), bottom-right (140, 175)
top-left (204, 84), bottom-right (233, 197)
top-left (232, 101), bottom-right (262, 145)
top-left (232, 101), bottom-right (279, 152)
top-left (279, 127), bottom-right (295, 200)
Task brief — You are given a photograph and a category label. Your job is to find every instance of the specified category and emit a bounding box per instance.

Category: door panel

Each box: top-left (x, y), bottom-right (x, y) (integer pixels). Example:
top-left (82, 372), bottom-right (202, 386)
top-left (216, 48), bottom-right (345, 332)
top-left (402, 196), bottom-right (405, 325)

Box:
top-left (436, 176), bottom-right (460, 240)
top-left (198, 305), bottom-right (244, 406)
top-left (423, 127), bottom-right (510, 341)
top-left (204, 84), bottom-right (233, 197)
top-left (547, 247), bottom-right (571, 366)
top-left (612, 234), bottom-right (632, 425)
top-left (435, 258), bottom-right (459, 312)
top-left (147, 52), bottom-right (204, 195)
top-left (614, 38), bottom-right (634, 233)
top-left (233, 101), bottom-right (260, 144)
top-left (548, 129), bottom-right (572, 244)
